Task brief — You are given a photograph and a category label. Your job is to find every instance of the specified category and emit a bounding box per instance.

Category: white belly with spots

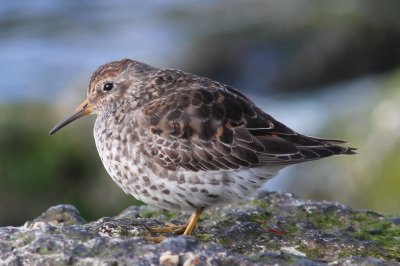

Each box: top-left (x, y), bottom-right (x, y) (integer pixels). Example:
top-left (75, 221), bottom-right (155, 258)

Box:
top-left (94, 116), bottom-right (283, 211)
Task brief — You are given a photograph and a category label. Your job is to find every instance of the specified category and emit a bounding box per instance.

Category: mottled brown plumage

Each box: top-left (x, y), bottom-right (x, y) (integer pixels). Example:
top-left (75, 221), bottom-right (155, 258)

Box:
top-left (50, 58), bottom-right (355, 240)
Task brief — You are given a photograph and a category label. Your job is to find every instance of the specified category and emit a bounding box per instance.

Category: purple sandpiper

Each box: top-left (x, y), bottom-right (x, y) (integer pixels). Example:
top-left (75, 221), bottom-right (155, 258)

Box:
top-left (50, 59), bottom-right (355, 241)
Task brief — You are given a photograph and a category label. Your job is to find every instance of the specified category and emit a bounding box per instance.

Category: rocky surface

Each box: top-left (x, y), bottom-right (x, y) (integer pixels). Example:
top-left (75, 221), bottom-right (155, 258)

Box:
top-left (0, 191), bottom-right (399, 265)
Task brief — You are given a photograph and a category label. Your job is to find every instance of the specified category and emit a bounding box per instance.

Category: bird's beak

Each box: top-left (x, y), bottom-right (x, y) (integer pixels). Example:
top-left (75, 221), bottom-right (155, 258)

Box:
top-left (49, 98), bottom-right (93, 135)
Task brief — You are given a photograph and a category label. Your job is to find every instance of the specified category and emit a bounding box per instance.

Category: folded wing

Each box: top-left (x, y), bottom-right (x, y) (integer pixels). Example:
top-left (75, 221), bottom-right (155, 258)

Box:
top-left (140, 70), bottom-right (355, 172)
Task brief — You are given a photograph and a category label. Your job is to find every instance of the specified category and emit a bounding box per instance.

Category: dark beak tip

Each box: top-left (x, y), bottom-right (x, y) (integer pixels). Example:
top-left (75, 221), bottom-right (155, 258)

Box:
top-left (49, 126), bottom-right (59, 136)
top-left (49, 120), bottom-right (69, 136)
top-left (48, 99), bottom-right (92, 137)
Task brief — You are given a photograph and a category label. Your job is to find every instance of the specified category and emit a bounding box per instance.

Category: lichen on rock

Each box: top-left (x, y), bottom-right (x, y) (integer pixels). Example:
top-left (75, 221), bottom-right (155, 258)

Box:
top-left (0, 192), bottom-right (399, 265)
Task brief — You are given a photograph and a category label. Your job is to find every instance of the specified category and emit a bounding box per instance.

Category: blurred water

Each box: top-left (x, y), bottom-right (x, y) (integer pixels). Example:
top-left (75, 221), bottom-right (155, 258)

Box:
top-left (0, 0), bottom-right (192, 102)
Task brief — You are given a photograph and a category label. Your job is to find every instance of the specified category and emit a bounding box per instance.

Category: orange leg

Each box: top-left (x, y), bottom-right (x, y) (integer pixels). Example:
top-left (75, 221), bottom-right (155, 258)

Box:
top-left (183, 208), bottom-right (204, 236)
top-left (146, 208), bottom-right (204, 243)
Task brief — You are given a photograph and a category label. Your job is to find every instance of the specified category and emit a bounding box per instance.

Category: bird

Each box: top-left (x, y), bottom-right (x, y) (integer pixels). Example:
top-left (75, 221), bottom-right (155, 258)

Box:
top-left (50, 58), bottom-right (355, 241)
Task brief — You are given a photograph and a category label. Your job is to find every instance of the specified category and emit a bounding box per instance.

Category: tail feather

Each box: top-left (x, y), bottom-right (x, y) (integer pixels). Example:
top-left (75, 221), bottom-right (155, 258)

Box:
top-left (256, 133), bottom-right (356, 166)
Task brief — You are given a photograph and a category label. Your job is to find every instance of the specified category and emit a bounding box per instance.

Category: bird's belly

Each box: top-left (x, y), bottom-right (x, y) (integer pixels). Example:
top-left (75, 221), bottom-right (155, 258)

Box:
top-left (98, 145), bottom-right (281, 211)
top-left (94, 121), bottom-right (282, 211)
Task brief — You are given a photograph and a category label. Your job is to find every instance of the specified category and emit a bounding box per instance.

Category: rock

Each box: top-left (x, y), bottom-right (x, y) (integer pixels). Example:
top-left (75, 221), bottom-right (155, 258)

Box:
top-left (0, 191), bottom-right (399, 265)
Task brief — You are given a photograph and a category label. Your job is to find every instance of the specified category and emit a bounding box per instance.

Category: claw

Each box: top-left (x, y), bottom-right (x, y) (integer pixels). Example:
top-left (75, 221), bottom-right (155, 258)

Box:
top-left (147, 224), bottom-right (187, 234)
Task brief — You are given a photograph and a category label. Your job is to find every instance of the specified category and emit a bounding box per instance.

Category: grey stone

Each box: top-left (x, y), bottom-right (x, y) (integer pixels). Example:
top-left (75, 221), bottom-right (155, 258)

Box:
top-left (0, 192), bottom-right (399, 265)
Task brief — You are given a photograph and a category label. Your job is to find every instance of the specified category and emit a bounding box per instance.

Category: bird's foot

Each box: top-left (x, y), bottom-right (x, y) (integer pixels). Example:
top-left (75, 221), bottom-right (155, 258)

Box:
top-left (144, 208), bottom-right (204, 243)
top-left (144, 223), bottom-right (187, 243)
top-left (147, 223), bottom-right (187, 234)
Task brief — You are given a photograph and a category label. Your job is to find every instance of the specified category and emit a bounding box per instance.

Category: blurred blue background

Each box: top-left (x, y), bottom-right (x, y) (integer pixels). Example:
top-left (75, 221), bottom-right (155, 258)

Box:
top-left (1, 0), bottom-right (400, 226)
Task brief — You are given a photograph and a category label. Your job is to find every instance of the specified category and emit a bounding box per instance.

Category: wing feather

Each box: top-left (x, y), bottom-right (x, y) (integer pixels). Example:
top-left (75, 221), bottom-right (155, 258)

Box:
top-left (140, 69), bottom-right (355, 172)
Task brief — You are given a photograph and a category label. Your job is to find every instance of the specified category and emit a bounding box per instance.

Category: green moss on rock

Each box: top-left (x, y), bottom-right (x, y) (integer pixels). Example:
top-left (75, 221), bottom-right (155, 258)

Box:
top-left (1, 192), bottom-right (399, 265)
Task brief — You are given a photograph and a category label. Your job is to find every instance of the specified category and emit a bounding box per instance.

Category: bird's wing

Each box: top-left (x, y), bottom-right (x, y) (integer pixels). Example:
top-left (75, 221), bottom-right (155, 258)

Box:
top-left (140, 72), bottom-right (355, 172)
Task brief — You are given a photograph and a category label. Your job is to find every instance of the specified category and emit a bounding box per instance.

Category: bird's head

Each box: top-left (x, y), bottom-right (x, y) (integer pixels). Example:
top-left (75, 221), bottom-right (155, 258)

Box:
top-left (49, 58), bottom-right (152, 135)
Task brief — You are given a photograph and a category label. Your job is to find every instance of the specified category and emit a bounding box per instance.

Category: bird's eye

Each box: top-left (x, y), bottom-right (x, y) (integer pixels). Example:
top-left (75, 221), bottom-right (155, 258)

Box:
top-left (103, 82), bottom-right (114, 91)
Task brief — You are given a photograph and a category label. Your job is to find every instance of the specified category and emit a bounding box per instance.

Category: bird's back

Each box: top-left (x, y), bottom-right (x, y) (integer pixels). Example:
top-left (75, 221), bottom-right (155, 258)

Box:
top-left (137, 68), bottom-right (355, 173)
